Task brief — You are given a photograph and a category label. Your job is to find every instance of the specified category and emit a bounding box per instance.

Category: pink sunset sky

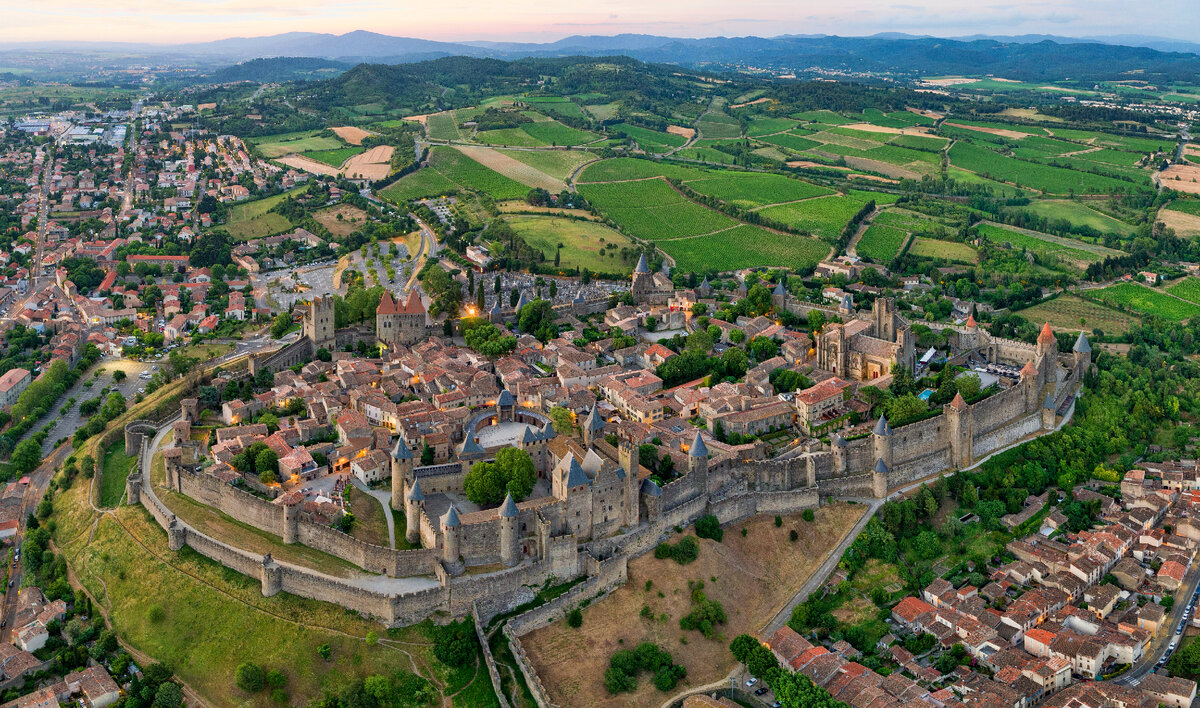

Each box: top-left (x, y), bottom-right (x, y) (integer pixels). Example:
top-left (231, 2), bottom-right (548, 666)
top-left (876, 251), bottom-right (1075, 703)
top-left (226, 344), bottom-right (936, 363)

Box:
top-left (2, 0), bottom-right (1195, 44)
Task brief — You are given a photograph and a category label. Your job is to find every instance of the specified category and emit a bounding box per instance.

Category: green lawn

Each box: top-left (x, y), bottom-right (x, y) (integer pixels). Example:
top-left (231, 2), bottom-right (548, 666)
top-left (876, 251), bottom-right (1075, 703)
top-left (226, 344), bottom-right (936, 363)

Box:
top-left (506, 215), bottom-right (637, 274)
top-left (98, 444), bottom-right (137, 508)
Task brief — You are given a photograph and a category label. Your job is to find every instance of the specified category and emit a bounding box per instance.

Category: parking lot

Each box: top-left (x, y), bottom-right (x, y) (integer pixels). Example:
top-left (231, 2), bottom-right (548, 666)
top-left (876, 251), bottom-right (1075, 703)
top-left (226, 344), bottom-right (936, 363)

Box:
top-left (35, 357), bottom-right (154, 455)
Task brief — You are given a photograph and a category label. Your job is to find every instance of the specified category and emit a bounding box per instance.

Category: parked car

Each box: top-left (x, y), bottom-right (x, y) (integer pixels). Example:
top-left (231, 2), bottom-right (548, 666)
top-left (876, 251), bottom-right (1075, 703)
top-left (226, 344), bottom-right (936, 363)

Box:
top-left (754, 686), bottom-right (769, 696)
top-left (746, 678), bottom-right (758, 687)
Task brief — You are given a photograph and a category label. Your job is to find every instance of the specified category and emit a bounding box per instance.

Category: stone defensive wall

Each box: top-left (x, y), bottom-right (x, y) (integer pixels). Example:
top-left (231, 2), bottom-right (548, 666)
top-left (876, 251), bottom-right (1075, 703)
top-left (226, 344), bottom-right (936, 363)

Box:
top-left (169, 466), bottom-right (440, 578)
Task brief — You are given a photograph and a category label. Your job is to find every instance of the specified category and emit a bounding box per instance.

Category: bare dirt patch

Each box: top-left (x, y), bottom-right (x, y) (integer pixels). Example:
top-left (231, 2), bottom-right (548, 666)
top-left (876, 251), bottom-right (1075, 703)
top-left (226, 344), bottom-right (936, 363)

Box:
top-left (920, 77), bottom-right (977, 87)
top-left (331, 126), bottom-right (372, 145)
top-left (786, 160), bottom-right (850, 171)
top-left (402, 113), bottom-right (433, 124)
top-left (343, 145), bottom-right (393, 180)
top-left (522, 503), bottom-right (866, 708)
top-left (944, 122), bottom-right (1031, 140)
top-left (452, 145), bottom-right (563, 191)
top-left (1160, 207), bottom-right (1200, 237)
top-left (842, 122), bottom-right (932, 136)
top-left (832, 595), bottom-right (876, 624)
top-left (314, 204), bottom-right (372, 238)
top-left (850, 173), bottom-right (899, 184)
top-left (842, 155), bottom-right (925, 180)
top-left (730, 97), bottom-right (772, 109)
top-left (1159, 163), bottom-right (1200, 195)
top-left (277, 155), bottom-right (341, 177)
top-left (667, 125), bottom-right (696, 139)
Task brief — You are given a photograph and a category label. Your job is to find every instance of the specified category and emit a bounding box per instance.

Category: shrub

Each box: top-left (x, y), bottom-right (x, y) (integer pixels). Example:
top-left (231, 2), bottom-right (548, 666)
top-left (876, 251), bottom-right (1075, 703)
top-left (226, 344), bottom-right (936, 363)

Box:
top-left (270, 689), bottom-right (288, 705)
top-left (654, 543), bottom-right (672, 559)
top-left (235, 662), bottom-right (266, 692)
top-left (146, 605), bottom-right (165, 623)
top-left (671, 536), bottom-right (699, 565)
top-left (775, 515), bottom-right (783, 527)
top-left (803, 509), bottom-right (815, 522)
top-left (265, 669), bottom-right (287, 689)
top-left (567, 608), bottom-right (583, 628)
top-left (789, 529), bottom-right (799, 542)
top-left (431, 618), bottom-right (478, 667)
top-left (605, 642), bottom-right (686, 694)
top-left (316, 644), bottom-right (332, 660)
top-left (695, 514), bottom-right (723, 542)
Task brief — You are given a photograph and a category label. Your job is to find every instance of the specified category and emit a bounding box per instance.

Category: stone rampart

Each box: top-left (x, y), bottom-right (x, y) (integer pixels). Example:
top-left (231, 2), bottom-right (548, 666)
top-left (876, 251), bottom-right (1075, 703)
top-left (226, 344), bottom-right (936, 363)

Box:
top-left (295, 520), bottom-right (438, 577)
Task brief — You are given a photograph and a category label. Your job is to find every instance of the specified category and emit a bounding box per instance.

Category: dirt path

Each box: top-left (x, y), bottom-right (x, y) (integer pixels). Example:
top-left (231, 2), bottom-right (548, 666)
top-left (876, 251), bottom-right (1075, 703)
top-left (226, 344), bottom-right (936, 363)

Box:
top-left (845, 207), bottom-right (883, 258)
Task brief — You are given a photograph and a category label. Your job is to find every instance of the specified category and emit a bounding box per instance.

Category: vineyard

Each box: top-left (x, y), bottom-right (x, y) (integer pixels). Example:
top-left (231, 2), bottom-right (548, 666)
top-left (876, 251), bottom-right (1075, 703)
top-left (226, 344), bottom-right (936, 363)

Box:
top-left (974, 223), bottom-right (1113, 269)
top-left (659, 225), bottom-right (830, 273)
top-left (1087, 282), bottom-right (1200, 321)
top-left (948, 141), bottom-right (1146, 194)
top-left (683, 172), bottom-right (832, 208)
top-left (576, 157), bottom-right (710, 183)
top-left (856, 224), bottom-right (910, 263)
top-left (578, 179), bottom-right (737, 241)
top-left (1166, 276), bottom-right (1200, 305)
top-left (1016, 294), bottom-right (1137, 334)
top-left (757, 195), bottom-right (871, 239)
top-left (607, 123), bottom-right (687, 152)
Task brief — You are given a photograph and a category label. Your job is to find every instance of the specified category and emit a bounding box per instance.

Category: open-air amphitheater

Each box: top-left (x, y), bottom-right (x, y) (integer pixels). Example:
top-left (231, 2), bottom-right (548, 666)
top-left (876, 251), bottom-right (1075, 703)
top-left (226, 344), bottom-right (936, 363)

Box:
top-left (117, 309), bottom-right (1087, 706)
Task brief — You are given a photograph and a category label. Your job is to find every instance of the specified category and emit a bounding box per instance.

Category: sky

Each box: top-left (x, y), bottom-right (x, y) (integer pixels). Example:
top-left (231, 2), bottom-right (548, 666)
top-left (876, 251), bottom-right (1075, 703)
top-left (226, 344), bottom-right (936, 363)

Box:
top-left (2, 0), bottom-right (1197, 44)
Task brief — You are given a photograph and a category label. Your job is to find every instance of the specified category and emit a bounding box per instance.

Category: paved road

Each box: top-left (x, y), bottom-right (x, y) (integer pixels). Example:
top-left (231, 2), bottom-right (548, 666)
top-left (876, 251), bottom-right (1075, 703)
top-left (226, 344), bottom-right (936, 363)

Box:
top-left (1116, 562), bottom-right (1200, 686)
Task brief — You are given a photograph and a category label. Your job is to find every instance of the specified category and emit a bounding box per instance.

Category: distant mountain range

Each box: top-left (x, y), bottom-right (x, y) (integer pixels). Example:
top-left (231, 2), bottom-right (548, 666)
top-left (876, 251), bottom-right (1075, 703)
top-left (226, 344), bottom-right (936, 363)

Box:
top-left (4, 32), bottom-right (1200, 83)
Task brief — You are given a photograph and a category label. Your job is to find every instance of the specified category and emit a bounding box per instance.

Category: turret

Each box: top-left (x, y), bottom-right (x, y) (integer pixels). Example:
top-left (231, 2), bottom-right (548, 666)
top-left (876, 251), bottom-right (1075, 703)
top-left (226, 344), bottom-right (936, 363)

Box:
top-left (688, 430), bottom-right (709, 494)
top-left (282, 497), bottom-right (301, 544)
top-left (872, 458), bottom-right (889, 498)
top-left (1020, 359), bottom-right (1039, 413)
top-left (1072, 330), bottom-right (1091, 377)
top-left (499, 493), bottom-right (519, 567)
top-left (1042, 393), bottom-right (1058, 429)
top-left (497, 389), bottom-right (515, 422)
top-left (582, 405), bottom-right (606, 448)
top-left (945, 392), bottom-right (973, 469)
top-left (1036, 322), bottom-right (1057, 385)
top-left (390, 437), bottom-right (413, 511)
top-left (831, 433), bottom-right (847, 474)
top-left (404, 479), bottom-right (424, 546)
top-left (620, 436), bottom-right (640, 527)
top-left (440, 504), bottom-right (462, 573)
top-left (872, 415), bottom-right (893, 471)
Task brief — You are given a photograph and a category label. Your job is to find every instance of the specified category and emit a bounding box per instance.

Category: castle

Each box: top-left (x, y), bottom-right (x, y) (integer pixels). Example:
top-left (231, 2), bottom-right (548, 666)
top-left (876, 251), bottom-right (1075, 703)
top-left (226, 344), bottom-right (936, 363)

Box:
top-left (630, 253), bottom-right (674, 305)
top-left (815, 297), bottom-right (916, 381)
top-left (376, 289), bottom-right (429, 348)
top-left (301, 295), bottom-right (335, 350)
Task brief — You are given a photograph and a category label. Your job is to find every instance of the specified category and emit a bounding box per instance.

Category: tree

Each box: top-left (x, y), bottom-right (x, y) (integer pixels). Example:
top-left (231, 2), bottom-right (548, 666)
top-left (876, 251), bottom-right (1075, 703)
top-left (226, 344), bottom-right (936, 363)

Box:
top-left (235, 662), bottom-right (266, 692)
top-left (463, 448), bottom-right (537, 505)
top-left (549, 407), bottom-right (575, 436)
top-left (11, 439), bottom-right (42, 475)
top-left (113, 369), bottom-right (127, 383)
top-left (152, 682), bottom-right (183, 708)
top-left (567, 608), bottom-right (583, 628)
top-left (421, 444), bottom-right (434, 465)
top-left (270, 312), bottom-right (292, 339)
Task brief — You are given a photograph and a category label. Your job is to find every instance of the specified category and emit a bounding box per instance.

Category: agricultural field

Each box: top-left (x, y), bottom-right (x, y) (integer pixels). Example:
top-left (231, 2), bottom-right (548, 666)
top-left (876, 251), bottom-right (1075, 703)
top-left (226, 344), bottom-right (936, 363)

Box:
top-left (695, 114), bottom-right (742, 139)
top-left (379, 146), bottom-right (528, 202)
top-left (682, 172), bottom-right (832, 209)
top-left (303, 146), bottom-right (364, 168)
top-left (451, 146), bottom-right (566, 191)
top-left (757, 194), bottom-right (871, 239)
top-left (756, 132), bottom-right (822, 153)
top-left (521, 505), bottom-right (864, 708)
top-left (520, 120), bottom-right (600, 146)
top-left (660, 225), bottom-right (831, 272)
top-left (474, 127), bottom-right (545, 147)
top-left (607, 123), bottom-right (687, 152)
top-left (521, 97), bottom-right (586, 119)
top-left (1088, 282), bottom-right (1200, 321)
top-left (745, 117), bottom-right (799, 136)
top-left (793, 110), bottom-right (854, 125)
top-left (889, 134), bottom-right (948, 151)
top-left (576, 158), bottom-right (711, 183)
top-left (224, 184), bottom-right (309, 241)
top-left (506, 215), bottom-right (637, 274)
top-left (503, 149), bottom-right (595, 181)
top-left (949, 141), bottom-right (1146, 194)
top-left (578, 179), bottom-right (736, 241)
top-left (1166, 277), bottom-right (1200, 305)
top-left (1016, 294), bottom-right (1137, 334)
top-left (908, 237), bottom-right (977, 263)
top-left (1008, 200), bottom-right (1136, 237)
top-left (378, 167), bottom-right (460, 202)
top-left (1168, 200), bottom-right (1200, 217)
top-left (426, 111), bottom-right (462, 141)
top-left (856, 224), bottom-right (910, 263)
top-left (975, 223), bottom-right (1116, 270)
top-left (251, 130), bottom-right (344, 158)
